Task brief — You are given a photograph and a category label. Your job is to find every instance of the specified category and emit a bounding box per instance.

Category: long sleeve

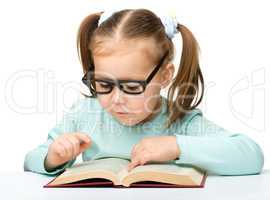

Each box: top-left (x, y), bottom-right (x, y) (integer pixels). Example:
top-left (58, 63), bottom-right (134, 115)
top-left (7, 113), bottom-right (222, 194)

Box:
top-left (173, 110), bottom-right (264, 175)
top-left (23, 139), bottom-right (76, 176)
top-left (24, 99), bottom-right (82, 176)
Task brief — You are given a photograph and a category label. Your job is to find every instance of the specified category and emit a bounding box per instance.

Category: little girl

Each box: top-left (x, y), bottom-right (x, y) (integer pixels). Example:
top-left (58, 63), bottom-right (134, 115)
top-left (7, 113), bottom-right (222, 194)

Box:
top-left (24, 8), bottom-right (264, 176)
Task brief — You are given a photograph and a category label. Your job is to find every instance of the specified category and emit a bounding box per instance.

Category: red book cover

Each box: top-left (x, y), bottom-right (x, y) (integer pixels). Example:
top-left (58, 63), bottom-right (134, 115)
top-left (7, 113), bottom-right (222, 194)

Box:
top-left (43, 172), bottom-right (207, 188)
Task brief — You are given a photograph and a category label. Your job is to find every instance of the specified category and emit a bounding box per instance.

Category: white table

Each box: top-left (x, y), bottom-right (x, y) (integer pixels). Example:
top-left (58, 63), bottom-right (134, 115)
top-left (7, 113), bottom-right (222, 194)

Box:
top-left (1, 170), bottom-right (269, 200)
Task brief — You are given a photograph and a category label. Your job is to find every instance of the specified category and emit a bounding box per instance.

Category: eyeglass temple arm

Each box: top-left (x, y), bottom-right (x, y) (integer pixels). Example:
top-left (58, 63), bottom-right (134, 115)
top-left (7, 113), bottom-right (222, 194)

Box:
top-left (145, 51), bottom-right (169, 84)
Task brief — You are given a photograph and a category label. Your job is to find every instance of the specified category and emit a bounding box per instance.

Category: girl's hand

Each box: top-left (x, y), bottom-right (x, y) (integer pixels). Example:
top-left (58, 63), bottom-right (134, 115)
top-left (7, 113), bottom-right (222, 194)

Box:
top-left (45, 132), bottom-right (91, 171)
top-left (127, 136), bottom-right (180, 172)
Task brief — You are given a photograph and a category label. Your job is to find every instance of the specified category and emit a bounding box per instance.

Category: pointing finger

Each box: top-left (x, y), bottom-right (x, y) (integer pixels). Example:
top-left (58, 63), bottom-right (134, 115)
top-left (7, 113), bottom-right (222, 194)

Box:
top-left (74, 132), bottom-right (91, 144)
top-left (128, 157), bottom-right (140, 172)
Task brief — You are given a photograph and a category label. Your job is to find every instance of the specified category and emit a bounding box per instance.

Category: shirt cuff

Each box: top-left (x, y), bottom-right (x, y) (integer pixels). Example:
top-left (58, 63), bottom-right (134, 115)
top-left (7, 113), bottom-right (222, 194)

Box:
top-left (173, 134), bottom-right (192, 164)
top-left (24, 147), bottom-right (76, 176)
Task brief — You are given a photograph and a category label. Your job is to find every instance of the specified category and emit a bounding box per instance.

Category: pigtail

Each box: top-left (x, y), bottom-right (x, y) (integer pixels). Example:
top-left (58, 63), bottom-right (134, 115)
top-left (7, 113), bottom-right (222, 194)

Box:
top-left (77, 12), bottom-right (102, 97)
top-left (166, 23), bottom-right (204, 128)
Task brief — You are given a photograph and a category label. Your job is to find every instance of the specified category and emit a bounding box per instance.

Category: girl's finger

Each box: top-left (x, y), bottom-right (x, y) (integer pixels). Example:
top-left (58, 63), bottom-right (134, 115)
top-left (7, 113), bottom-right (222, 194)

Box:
top-left (129, 149), bottom-right (152, 172)
top-left (131, 144), bottom-right (143, 158)
top-left (79, 141), bottom-right (91, 153)
top-left (139, 151), bottom-right (151, 165)
top-left (66, 135), bottom-right (80, 158)
top-left (131, 144), bottom-right (138, 158)
top-left (56, 140), bottom-right (68, 157)
top-left (72, 135), bottom-right (81, 156)
top-left (128, 157), bottom-right (140, 172)
top-left (74, 132), bottom-right (91, 144)
top-left (54, 141), bottom-right (66, 157)
top-left (61, 137), bottom-right (74, 159)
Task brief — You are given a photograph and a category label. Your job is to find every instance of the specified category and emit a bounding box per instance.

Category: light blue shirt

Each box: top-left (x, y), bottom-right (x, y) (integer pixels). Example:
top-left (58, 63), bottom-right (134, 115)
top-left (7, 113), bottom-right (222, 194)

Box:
top-left (24, 96), bottom-right (264, 176)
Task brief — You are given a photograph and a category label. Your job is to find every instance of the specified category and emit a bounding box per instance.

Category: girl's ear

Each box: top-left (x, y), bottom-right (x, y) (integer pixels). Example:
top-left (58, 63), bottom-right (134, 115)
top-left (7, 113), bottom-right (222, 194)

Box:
top-left (160, 63), bottom-right (175, 88)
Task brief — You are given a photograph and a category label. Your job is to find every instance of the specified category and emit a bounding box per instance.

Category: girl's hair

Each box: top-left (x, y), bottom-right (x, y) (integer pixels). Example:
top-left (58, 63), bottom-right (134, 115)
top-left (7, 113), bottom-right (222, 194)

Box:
top-left (77, 9), bottom-right (204, 128)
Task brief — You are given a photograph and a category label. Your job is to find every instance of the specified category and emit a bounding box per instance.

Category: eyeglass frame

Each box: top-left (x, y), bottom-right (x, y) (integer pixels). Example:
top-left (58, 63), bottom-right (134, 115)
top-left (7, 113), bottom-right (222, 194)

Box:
top-left (82, 50), bottom-right (169, 95)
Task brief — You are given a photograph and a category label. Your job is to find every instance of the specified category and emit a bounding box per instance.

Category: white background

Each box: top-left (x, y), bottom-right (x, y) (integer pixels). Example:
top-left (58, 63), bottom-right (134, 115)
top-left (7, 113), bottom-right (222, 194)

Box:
top-left (0, 0), bottom-right (269, 173)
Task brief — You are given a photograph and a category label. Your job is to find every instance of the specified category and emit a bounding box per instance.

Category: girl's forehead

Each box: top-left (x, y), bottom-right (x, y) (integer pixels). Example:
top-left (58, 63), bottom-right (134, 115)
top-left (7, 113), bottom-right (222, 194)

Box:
top-left (93, 37), bottom-right (158, 57)
top-left (92, 39), bottom-right (159, 79)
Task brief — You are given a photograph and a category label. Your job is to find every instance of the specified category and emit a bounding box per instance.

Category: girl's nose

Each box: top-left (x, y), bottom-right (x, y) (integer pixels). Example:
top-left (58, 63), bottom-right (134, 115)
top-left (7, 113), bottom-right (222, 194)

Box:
top-left (111, 87), bottom-right (125, 105)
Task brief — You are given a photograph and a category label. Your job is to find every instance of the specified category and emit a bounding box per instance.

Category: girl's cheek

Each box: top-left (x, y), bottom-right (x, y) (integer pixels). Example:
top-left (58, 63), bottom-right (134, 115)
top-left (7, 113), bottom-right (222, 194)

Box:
top-left (118, 96), bottom-right (141, 114)
top-left (127, 95), bottom-right (153, 114)
top-left (97, 96), bottom-right (111, 109)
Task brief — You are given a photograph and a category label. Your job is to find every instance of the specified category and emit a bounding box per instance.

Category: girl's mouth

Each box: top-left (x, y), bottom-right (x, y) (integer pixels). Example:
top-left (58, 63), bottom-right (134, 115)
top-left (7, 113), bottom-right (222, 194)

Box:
top-left (116, 112), bottom-right (128, 115)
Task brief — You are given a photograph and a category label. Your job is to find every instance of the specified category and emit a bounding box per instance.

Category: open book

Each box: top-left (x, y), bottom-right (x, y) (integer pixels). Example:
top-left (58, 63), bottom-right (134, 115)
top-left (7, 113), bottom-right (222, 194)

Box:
top-left (44, 157), bottom-right (206, 188)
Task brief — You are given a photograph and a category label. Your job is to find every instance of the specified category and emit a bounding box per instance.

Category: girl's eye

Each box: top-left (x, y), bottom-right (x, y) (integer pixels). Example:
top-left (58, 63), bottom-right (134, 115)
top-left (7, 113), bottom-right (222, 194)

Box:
top-left (126, 86), bottom-right (140, 90)
top-left (122, 83), bottom-right (143, 92)
top-left (99, 83), bottom-right (111, 88)
top-left (95, 81), bottom-right (113, 92)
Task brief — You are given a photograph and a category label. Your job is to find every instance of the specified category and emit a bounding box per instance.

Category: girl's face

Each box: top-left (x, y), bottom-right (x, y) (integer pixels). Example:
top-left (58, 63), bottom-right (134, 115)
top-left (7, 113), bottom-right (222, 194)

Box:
top-left (93, 39), bottom-right (174, 126)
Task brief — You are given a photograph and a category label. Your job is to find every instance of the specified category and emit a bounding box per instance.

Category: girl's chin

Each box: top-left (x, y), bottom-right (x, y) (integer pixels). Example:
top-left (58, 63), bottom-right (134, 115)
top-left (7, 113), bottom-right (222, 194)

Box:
top-left (114, 115), bottom-right (141, 126)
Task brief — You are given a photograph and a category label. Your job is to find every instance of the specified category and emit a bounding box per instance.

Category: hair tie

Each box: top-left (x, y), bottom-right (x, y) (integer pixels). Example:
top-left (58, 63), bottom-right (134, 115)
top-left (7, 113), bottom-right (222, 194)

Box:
top-left (98, 9), bottom-right (178, 39)
top-left (98, 9), bottom-right (118, 26)
top-left (158, 14), bottom-right (178, 39)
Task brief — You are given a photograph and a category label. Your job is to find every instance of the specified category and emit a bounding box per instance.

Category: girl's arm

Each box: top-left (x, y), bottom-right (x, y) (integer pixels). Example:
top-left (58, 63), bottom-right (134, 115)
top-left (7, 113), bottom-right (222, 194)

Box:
top-left (24, 138), bottom-right (76, 176)
top-left (23, 100), bottom-right (83, 176)
top-left (173, 110), bottom-right (264, 175)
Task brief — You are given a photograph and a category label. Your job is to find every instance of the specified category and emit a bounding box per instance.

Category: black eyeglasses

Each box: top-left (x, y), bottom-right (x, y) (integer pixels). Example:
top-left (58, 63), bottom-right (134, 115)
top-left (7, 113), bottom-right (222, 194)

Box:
top-left (82, 50), bottom-right (169, 95)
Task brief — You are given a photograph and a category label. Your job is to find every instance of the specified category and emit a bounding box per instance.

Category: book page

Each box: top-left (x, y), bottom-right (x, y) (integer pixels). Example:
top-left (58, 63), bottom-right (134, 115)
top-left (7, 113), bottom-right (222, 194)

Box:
top-left (125, 163), bottom-right (203, 183)
top-left (61, 157), bottom-right (130, 178)
top-left (119, 163), bottom-right (204, 187)
top-left (128, 163), bottom-right (195, 175)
